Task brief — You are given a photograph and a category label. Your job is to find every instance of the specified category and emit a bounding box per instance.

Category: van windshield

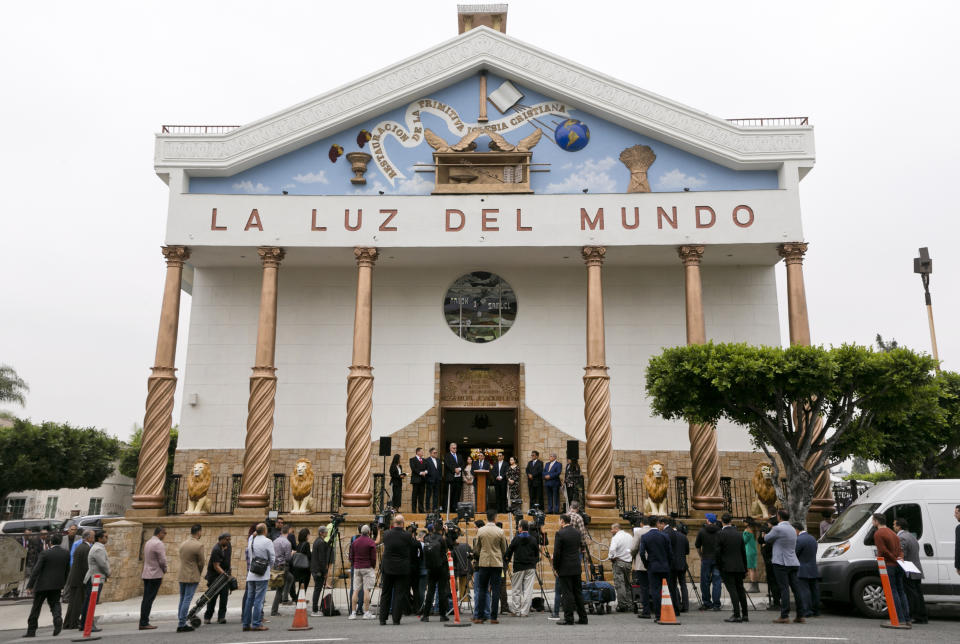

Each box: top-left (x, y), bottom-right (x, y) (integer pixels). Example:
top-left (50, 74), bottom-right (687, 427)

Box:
top-left (822, 503), bottom-right (880, 542)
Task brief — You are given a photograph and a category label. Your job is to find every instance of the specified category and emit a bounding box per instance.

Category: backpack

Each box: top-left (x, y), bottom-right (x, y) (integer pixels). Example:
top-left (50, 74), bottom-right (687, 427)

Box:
top-left (452, 543), bottom-right (473, 577)
top-left (423, 533), bottom-right (447, 570)
top-left (321, 592), bottom-right (339, 616)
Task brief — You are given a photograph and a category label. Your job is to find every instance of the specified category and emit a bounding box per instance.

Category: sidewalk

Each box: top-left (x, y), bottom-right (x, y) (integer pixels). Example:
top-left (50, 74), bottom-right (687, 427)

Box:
top-left (0, 582), bottom-right (774, 632)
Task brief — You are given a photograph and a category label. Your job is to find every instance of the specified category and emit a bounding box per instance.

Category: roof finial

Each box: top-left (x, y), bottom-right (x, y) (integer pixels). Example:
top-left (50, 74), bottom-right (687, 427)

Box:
top-left (458, 4), bottom-right (508, 34)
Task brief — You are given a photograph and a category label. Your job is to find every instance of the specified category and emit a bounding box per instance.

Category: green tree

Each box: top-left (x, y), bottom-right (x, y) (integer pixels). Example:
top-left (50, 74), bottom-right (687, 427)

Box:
top-left (0, 365), bottom-right (29, 407)
top-left (118, 424), bottom-right (178, 480)
top-left (646, 343), bottom-right (936, 520)
top-left (0, 419), bottom-right (121, 507)
top-left (847, 370), bottom-right (960, 479)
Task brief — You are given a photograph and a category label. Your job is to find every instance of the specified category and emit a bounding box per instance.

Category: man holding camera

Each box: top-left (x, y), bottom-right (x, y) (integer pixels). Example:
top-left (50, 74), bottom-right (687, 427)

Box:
top-left (420, 522), bottom-right (450, 622)
top-left (506, 519), bottom-right (539, 617)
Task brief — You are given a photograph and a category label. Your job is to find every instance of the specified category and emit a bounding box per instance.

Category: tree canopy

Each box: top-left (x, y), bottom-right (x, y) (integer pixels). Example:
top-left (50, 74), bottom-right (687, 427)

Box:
top-left (0, 419), bottom-right (121, 506)
top-left (0, 365), bottom-right (29, 407)
top-left (118, 424), bottom-right (178, 480)
top-left (646, 342), bottom-right (937, 519)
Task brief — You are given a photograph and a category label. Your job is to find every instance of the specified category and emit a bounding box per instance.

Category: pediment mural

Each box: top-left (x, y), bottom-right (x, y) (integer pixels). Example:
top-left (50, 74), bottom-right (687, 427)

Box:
top-left (190, 74), bottom-right (777, 197)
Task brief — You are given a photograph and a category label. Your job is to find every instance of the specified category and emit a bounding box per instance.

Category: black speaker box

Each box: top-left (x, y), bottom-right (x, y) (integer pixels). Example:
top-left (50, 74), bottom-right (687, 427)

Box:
top-left (379, 436), bottom-right (392, 456)
top-left (566, 440), bottom-right (579, 460)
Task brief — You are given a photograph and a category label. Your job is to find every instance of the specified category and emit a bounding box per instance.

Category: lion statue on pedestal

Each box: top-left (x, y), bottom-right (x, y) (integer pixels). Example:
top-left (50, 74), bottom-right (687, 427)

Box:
top-left (643, 460), bottom-right (669, 516)
top-left (290, 458), bottom-right (315, 514)
top-left (750, 463), bottom-right (780, 518)
top-left (185, 458), bottom-right (213, 514)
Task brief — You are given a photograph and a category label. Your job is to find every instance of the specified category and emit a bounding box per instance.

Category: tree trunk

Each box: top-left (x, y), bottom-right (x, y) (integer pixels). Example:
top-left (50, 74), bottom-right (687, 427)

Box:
top-left (781, 459), bottom-right (815, 523)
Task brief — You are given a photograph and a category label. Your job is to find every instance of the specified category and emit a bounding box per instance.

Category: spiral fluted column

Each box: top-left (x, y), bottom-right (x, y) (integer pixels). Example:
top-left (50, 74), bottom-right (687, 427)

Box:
top-left (678, 245), bottom-right (724, 511)
top-left (132, 246), bottom-right (190, 511)
top-left (237, 247), bottom-right (285, 510)
top-left (342, 247), bottom-right (378, 508)
top-left (778, 242), bottom-right (834, 512)
top-left (581, 246), bottom-right (616, 509)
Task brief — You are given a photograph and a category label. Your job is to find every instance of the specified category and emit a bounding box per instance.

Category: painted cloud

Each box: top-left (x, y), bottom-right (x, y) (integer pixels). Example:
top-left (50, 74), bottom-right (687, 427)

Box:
top-left (543, 157), bottom-right (618, 194)
top-left (655, 169), bottom-right (707, 191)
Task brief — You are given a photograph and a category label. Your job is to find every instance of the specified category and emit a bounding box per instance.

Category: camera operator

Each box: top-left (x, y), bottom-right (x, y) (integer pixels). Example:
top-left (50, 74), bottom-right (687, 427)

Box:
top-left (505, 519), bottom-right (539, 617)
top-left (631, 514), bottom-right (656, 619)
top-left (420, 522), bottom-right (450, 622)
top-left (757, 515), bottom-right (780, 611)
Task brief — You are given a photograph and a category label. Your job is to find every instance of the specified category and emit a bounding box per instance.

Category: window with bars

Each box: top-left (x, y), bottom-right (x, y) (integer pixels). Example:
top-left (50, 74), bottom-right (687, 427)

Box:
top-left (88, 498), bottom-right (103, 515)
top-left (44, 497), bottom-right (59, 519)
top-left (6, 498), bottom-right (26, 519)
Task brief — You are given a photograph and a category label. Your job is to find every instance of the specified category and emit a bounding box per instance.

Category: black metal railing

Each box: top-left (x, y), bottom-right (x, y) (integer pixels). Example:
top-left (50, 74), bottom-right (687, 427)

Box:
top-left (271, 474), bottom-right (288, 513)
top-left (330, 473), bottom-right (343, 511)
top-left (230, 474), bottom-right (243, 513)
top-left (165, 475), bottom-right (183, 514)
top-left (372, 473), bottom-right (386, 514)
top-left (614, 475), bottom-right (626, 511)
top-left (164, 472), bottom-right (344, 515)
top-left (674, 476), bottom-right (689, 518)
top-left (618, 475), bottom-right (691, 518)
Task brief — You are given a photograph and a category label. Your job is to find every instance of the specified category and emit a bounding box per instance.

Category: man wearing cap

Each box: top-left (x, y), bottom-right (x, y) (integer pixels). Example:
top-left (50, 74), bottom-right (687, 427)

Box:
top-left (204, 533), bottom-right (232, 625)
top-left (311, 526), bottom-right (333, 616)
top-left (694, 513), bottom-right (722, 611)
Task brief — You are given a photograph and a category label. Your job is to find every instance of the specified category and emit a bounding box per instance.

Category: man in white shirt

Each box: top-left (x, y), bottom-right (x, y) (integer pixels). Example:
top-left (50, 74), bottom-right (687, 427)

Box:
top-left (609, 523), bottom-right (634, 612)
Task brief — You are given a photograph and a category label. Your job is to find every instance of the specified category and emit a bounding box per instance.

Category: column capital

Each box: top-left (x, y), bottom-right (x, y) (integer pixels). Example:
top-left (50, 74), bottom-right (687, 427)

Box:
top-left (161, 245), bottom-right (191, 267)
top-left (581, 245), bottom-right (606, 266)
top-left (257, 246), bottom-right (286, 268)
top-left (354, 246), bottom-right (379, 268)
top-left (677, 244), bottom-right (705, 266)
top-left (777, 241), bottom-right (808, 265)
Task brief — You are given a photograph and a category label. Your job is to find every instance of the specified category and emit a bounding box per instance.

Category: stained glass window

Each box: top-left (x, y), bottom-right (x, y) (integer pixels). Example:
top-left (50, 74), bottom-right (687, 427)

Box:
top-left (443, 272), bottom-right (517, 343)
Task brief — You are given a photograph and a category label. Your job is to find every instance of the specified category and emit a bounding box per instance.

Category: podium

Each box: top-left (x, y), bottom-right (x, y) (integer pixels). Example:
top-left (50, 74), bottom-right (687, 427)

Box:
top-left (474, 469), bottom-right (489, 512)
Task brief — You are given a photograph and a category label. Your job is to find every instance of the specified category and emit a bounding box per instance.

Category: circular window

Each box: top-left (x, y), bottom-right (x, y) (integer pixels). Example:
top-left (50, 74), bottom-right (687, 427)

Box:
top-left (443, 272), bottom-right (518, 343)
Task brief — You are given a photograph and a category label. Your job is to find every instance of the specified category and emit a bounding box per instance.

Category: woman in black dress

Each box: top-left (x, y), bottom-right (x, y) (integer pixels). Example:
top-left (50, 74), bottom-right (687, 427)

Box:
top-left (389, 453), bottom-right (405, 510)
top-left (564, 458), bottom-right (582, 509)
top-left (292, 528), bottom-right (312, 599)
top-left (506, 456), bottom-right (521, 507)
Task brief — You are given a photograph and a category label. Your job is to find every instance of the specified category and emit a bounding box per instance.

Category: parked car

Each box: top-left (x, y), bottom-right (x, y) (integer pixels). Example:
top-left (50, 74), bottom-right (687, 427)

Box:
top-left (817, 479), bottom-right (959, 618)
top-left (0, 518), bottom-right (62, 536)
top-left (59, 514), bottom-right (122, 533)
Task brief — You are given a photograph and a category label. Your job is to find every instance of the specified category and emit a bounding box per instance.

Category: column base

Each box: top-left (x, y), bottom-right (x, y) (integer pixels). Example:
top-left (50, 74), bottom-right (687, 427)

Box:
top-left (691, 496), bottom-right (725, 511)
top-left (342, 492), bottom-right (372, 508)
top-left (809, 497), bottom-right (836, 513)
top-left (236, 494), bottom-right (269, 509)
top-left (126, 506), bottom-right (166, 519)
top-left (130, 494), bottom-right (166, 510)
top-left (586, 493), bottom-right (616, 509)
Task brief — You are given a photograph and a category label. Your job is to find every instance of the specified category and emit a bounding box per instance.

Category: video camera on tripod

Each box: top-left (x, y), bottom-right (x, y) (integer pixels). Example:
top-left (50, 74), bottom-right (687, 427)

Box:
top-left (621, 506), bottom-right (644, 527)
top-left (374, 508), bottom-right (393, 530)
top-left (669, 511), bottom-right (688, 535)
top-left (528, 504), bottom-right (546, 527)
top-left (330, 511), bottom-right (347, 526)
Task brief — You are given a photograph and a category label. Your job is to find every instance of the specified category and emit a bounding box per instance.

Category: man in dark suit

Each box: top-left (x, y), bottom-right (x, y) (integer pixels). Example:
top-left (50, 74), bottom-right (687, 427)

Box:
top-left (526, 452), bottom-right (543, 509)
top-left (378, 515), bottom-right (418, 625)
top-left (553, 514), bottom-right (587, 625)
top-left (543, 454), bottom-right (562, 514)
top-left (409, 447), bottom-right (428, 513)
top-left (62, 530), bottom-right (94, 630)
top-left (491, 453), bottom-right (509, 513)
top-left (425, 447), bottom-right (442, 511)
top-left (443, 443), bottom-right (463, 509)
top-left (638, 516), bottom-right (673, 622)
top-left (663, 518), bottom-right (686, 612)
top-left (24, 533), bottom-right (70, 638)
top-left (795, 524), bottom-right (820, 619)
top-left (715, 513), bottom-right (749, 623)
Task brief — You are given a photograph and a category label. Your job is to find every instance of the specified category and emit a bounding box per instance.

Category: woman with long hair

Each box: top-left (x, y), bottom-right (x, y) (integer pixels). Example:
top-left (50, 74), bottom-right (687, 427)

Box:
top-left (291, 528), bottom-right (312, 599)
top-left (506, 456), bottom-right (521, 507)
top-left (389, 453), bottom-right (404, 511)
top-left (461, 456), bottom-right (475, 506)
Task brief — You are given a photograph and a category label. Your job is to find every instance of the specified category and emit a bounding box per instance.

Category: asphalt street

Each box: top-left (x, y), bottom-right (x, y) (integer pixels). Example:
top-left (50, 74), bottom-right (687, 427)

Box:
top-left (2, 605), bottom-right (958, 644)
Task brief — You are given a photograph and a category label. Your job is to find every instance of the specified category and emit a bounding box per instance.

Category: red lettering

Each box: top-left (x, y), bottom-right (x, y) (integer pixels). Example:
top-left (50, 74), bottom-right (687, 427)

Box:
top-left (482, 208), bottom-right (499, 231)
top-left (516, 208), bottom-right (532, 231)
top-left (732, 204), bottom-right (754, 228)
top-left (310, 209), bottom-right (326, 231)
top-left (344, 208), bottom-right (362, 231)
top-left (210, 207), bottom-right (226, 231)
top-left (621, 207), bottom-right (640, 230)
top-left (379, 209), bottom-right (398, 232)
top-left (695, 206), bottom-right (716, 229)
top-left (657, 206), bottom-right (677, 230)
top-left (580, 207), bottom-right (604, 231)
top-left (244, 208), bottom-right (263, 231)
top-left (445, 209), bottom-right (465, 232)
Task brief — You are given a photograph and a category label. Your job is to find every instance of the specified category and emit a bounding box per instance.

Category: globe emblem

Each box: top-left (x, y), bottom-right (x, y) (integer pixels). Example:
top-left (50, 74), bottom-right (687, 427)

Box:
top-left (553, 119), bottom-right (590, 151)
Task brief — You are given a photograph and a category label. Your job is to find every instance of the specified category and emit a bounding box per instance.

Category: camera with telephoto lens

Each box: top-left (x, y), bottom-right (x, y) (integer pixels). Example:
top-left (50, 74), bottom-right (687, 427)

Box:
top-left (621, 507), bottom-right (644, 527)
top-left (528, 505), bottom-right (546, 527)
top-left (375, 508), bottom-right (394, 529)
top-left (425, 509), bottom-right (442, 527)
top-left (330, 512), bottom-right (347, 526)
top-left (669, 511), bottom-right (688, 535)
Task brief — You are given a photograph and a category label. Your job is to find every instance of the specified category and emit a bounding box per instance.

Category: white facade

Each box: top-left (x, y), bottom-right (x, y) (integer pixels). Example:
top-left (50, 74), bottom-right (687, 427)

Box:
top-left (7, 465), bottom-right (133, 520)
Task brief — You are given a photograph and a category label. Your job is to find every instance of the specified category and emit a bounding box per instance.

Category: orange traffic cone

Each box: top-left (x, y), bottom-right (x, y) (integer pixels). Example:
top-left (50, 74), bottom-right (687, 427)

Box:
top-left (658, 578), bottom-right (680, 625)
top-left (288, 587), bottom-right (313, 631)
top-left (877, 557), bottom-right (910, 629)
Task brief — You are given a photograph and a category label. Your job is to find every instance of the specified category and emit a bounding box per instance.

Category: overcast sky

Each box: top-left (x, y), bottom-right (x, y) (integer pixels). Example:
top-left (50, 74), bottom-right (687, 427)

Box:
top-left (1, 0), bottom-right (957, 439)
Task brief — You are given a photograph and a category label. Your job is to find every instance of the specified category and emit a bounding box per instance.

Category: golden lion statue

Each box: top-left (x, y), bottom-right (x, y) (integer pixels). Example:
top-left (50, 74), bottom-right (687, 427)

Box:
top-left (290, 458), bottom-right (315, 514)
top-left (185, 458), bottom-right (213, 514)
top-left (642, 460), bottom-right (669, 516)
top-left (750, 463), bottom-right (780, 518)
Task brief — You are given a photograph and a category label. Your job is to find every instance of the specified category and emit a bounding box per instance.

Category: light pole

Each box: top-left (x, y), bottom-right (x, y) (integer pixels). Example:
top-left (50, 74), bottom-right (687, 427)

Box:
top-left (913, 247), bottom-right (940, 370)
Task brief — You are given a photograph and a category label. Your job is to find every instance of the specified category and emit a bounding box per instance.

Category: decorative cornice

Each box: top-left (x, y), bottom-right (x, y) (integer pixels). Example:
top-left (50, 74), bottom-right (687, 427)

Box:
top-left (354, 247), bottom-right (379, 268)
top-left (155, 27), bottom-right (814, 177)
top-left (777, 242), bottom-right (808, 265)
top-left (677, 244), bottom-right (705, 267)
top-left (257, 246), bottom-right (286, 268)
top-left (161, 245), bottom-right (190, 267)
top-left (582, 245), bottom-right (606, 267)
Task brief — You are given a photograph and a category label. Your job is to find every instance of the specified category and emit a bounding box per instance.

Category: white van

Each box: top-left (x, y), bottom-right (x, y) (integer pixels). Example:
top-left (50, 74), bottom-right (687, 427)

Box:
top-left (818, 479), bottom-right (959, 617)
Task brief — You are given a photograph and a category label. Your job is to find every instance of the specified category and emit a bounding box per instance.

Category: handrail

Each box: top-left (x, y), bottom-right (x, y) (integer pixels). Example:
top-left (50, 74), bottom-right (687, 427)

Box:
top-left (160, 124), bottom-right (242, 135)
top-left (726, 116), bottom-right (809, 127)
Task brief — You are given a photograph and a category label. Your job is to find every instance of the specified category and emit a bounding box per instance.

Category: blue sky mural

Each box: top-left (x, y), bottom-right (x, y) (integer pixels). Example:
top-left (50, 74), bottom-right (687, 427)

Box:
top-left (190, 73), bottom-right (778, 196)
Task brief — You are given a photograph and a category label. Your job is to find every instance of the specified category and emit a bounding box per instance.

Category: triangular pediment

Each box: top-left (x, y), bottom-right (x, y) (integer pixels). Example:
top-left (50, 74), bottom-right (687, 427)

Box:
top-left (156, 27), bottom-right (813, 183)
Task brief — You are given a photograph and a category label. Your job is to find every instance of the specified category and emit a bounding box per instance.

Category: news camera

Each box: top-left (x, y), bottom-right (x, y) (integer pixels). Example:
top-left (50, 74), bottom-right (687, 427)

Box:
top-left (528, 504), bottom-right (546, 527)
top-left (621, 507), bottom-right (644, 527)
